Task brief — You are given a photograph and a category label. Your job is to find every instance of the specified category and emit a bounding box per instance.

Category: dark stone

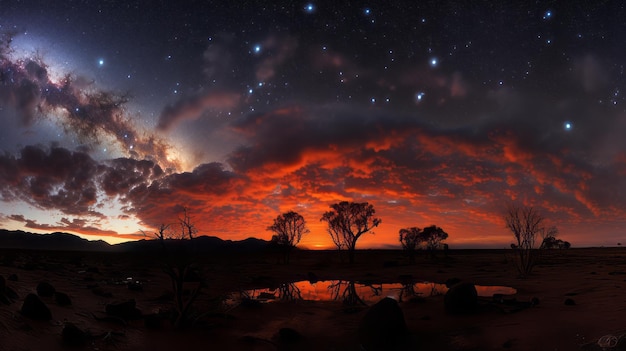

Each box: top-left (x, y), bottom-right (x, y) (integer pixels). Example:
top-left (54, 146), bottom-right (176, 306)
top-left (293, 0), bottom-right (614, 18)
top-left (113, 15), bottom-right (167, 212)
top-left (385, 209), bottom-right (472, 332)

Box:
top-left (7, 274), bottom-right (18, 281)
top-left (55, 292), bottom-right (72, 306)
top-left (444, 278), bottom-right (462, 288)
top-left (444, 282), bottom-right (478, 314)
top-left (36, 281), bottom-right (55, 297)
top-left (564, 298), bottom-right (576, 306)
top-left (307, 272), bottom-right (318, 284)
top-left (62, 322), bottom-right (87, 347)
top-left (358, 297), bottom-right (408, 351)
top-left (21, 293), bottom-right (52, 320)
top-left (105, 299), bottom-right (142, 320)
top-left (279, 327), bottom-right (302, 342)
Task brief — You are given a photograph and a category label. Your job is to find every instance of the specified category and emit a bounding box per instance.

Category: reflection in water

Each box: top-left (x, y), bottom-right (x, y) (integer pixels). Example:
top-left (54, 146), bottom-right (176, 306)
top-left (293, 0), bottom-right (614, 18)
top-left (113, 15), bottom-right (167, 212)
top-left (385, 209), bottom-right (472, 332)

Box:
top-left (235, 280), bottom-right (516, 305)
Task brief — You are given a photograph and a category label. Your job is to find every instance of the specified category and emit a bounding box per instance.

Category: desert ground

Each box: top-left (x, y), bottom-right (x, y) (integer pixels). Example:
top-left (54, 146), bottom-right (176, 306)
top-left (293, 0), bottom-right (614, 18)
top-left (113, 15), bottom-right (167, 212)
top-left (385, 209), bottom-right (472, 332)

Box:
top-left (1, 247), bottom-right (626, 350)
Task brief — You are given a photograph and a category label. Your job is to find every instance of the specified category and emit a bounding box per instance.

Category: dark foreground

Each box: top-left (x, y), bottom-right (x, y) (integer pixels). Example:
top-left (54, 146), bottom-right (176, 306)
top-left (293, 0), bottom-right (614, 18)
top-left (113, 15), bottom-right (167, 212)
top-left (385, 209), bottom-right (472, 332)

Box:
top-left (1, 248), bottom-right (625, 350)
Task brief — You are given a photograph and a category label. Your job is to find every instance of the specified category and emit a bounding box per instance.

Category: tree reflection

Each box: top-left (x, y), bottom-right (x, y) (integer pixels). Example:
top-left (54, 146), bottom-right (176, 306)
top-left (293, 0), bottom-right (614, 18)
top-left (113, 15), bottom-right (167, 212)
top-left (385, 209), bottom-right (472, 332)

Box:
top-left (328, 280), bottom-right (366, 306)
top-left (277, 283), bottom-right (302, 301)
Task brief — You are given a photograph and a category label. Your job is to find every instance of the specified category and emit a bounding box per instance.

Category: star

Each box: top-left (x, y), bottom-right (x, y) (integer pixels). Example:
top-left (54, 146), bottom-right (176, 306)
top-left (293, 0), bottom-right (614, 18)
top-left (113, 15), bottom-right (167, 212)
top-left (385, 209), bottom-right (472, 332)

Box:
top-left (304, 3), bottom-right (315, 13)
top-left (98, 59), bottom-right (104, 66)
top-left (430, 58), bottom-right (438, 67)
top-left (564, 122), bottom-right (572, 131)
top-left (543, 10), bottom-right (552, 20)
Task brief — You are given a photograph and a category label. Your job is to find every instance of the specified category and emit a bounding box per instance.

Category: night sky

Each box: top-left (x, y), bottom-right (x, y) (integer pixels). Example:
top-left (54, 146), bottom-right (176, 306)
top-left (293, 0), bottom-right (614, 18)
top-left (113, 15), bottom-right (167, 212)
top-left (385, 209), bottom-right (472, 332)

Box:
top-left (1, 1), bottom-right (625, 248)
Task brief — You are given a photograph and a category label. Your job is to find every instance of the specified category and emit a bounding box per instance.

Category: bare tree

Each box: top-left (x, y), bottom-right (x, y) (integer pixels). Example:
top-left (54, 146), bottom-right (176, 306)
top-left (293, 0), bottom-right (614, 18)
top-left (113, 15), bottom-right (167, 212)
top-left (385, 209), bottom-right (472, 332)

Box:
top-left (321, 201), bottom-right (381, 264)
top-left (399, 227), bottom-right (421, 263)
top-left (267, 211), bottom-right (309, 264)
top-left (504, 204), bottom-right (546, 277)
top-left (179, 207), bottom-right (198, 240)
top-left (147, 208), bottom-right (202, 329)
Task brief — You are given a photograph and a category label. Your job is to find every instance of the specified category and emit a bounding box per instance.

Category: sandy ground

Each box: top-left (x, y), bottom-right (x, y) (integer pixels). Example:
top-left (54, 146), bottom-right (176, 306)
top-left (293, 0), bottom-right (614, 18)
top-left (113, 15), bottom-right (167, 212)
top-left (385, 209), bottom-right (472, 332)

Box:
top-left (1, 248), bottom-right (626, 350)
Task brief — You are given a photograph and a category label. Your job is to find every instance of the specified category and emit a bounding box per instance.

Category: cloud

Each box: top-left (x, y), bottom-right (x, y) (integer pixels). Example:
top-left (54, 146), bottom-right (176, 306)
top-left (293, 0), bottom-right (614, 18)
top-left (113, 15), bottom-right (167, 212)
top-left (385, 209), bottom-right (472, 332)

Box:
top-left (255, 35), bottom-right (298, 82)
top-left (156, 92), bottom-right (240, 131)
top-left (9, 214), bottom-right (120, 237)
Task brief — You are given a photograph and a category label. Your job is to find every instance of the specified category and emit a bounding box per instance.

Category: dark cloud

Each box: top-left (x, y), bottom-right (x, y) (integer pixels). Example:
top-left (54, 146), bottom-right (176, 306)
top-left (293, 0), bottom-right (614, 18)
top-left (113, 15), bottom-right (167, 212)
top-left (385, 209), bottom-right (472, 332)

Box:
top-left (9, 214), bottom-right (120, 237)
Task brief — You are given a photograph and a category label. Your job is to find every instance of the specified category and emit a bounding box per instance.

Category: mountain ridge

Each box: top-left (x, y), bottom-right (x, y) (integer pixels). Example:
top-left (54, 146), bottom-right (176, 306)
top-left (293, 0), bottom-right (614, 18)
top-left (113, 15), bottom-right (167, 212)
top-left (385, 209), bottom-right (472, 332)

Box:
top-left (0, 229), bottom-right (270, 252)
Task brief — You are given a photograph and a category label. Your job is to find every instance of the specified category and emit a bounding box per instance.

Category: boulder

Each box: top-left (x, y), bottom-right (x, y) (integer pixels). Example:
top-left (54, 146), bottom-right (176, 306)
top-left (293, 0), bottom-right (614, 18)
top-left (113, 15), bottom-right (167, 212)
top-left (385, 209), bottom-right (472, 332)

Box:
top-left (36, 281), bottom-right (56, 297)
top-left (565, 298), bottom-right (576, 306)
top-left (7, 274), bottom-right (18, 281)
top-left (21, 293), bottom-right (52, 320)
top-left (444, 282), bottom-right (478, 314)
top-left (358, 297), bottom-right (409, 351)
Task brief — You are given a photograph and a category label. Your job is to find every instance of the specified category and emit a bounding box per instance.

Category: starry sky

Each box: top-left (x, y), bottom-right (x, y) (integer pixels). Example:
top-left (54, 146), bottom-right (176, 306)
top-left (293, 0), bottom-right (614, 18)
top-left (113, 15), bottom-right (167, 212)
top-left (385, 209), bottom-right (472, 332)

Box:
top-left (1, 1), bottom-right (625, 248)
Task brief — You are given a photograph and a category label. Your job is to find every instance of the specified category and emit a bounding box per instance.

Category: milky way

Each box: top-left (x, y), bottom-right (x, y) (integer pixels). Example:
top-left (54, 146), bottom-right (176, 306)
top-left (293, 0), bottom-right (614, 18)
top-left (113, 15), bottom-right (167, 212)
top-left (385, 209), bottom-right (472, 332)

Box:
top-left (1, 2), bottom-right (626, 247)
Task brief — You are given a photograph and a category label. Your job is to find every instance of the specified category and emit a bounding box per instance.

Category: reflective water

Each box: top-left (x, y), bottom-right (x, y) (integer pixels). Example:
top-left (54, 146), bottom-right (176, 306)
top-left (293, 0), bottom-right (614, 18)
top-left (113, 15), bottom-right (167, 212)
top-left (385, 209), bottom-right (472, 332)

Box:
top-left (231, 280), bottom-right (516, 305)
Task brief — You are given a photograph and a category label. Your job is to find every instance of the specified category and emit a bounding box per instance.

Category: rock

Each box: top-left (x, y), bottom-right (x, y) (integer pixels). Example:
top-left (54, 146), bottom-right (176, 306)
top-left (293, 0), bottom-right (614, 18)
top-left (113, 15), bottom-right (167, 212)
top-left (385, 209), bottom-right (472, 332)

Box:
top-left (307, 272), bottom-right (318, 284)
top-left (7, 274), bottom-right (18, 281)
top-left (105, 299), bottom-right (142, 320)
top-left (0, 275), bottom-right (5, 290)
top-left (444, 282), bottom-right (478, 314)
top-left (564, 298), bottom-right (576, 306)
top-left (21, 293), bottom-right (52, 320)
top-left (62, 322), bottom-right (87, 347)
top-left (358, 297), bottom-right (409, 351)
top-left (55, 292), bottom-right (72, 306)
top-left (279, 327), bottom-right (302, 342)
top-left (36, 281), bottom-right (55, 297)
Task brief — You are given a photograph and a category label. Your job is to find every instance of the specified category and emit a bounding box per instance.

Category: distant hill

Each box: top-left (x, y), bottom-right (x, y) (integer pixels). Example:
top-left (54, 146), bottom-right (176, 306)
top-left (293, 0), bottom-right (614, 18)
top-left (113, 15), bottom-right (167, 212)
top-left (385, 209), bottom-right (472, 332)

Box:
top-left (0, 230), bottom-right (111, 251)
top-left (0, 229), bottom-right (270, 253)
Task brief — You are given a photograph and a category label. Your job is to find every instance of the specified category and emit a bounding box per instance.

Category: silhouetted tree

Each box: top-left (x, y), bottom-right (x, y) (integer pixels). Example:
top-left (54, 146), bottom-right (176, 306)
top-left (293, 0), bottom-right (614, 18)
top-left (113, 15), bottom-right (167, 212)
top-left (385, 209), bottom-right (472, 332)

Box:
top-left (321, 201), bottom-right (381, 264)
top-left (399, 227), bottom-right (421, 263)
top-left (504, 204), bottom-right (547, 277)
top-left (179, 207), bottom-right (198, 240)
top-left (419, 225), bottom-right (449, 258)
top-left (147, 208), bottom-right (203, 329)
top-left (267, 211), bottom-right (309, 264)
